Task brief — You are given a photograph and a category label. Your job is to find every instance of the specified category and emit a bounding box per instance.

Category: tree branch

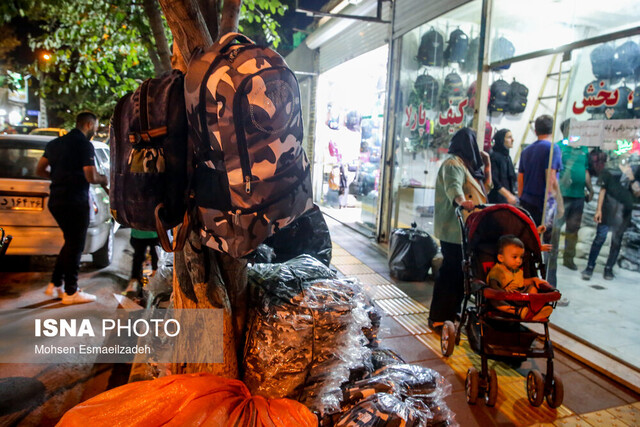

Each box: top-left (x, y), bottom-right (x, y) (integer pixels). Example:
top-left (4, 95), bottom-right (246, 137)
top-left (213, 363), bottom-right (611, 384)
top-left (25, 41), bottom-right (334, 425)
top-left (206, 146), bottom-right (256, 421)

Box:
top-left (199, 0), bottom-right (220, 42)
top-left (142, 0), bottom-right (172, 74)
top-left (157, 0), bottom-right (212, 64)
top-left (220, 0), bottom-right (241, 36)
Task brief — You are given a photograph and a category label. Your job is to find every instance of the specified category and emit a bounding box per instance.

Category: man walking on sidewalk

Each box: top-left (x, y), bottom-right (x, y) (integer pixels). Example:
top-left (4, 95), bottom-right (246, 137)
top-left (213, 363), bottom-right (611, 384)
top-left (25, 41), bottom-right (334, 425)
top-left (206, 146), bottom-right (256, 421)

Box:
top-left (36, 112), bottom-right (108, 304)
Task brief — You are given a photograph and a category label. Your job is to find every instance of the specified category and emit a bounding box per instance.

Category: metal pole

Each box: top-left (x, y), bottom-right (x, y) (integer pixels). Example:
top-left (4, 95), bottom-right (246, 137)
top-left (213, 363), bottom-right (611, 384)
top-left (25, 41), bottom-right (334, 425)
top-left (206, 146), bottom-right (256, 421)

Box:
top-left (473, 0), bottom-right (493, 148)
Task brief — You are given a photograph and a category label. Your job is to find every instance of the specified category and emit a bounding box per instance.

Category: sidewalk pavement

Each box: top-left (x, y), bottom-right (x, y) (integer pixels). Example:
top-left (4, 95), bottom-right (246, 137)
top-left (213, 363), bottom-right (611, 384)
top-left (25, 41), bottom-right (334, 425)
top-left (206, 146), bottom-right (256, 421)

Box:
top-left (326, 216), bottom-right (640, 427)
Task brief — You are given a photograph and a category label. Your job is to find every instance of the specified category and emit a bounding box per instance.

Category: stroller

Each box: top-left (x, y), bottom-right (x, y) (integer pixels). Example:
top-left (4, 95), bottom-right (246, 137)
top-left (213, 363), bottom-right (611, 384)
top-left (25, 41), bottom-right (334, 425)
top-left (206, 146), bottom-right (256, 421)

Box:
top-left (439, 204), bottom-right (563, 408)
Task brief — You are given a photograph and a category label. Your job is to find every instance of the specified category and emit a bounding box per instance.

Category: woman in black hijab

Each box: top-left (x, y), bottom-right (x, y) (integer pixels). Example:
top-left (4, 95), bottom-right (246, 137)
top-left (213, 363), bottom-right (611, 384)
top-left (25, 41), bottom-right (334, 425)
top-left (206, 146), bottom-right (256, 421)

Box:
top-left (488, 129), bottom-right (518, 204)
top-left (429, 128), bottom-right (491, 329)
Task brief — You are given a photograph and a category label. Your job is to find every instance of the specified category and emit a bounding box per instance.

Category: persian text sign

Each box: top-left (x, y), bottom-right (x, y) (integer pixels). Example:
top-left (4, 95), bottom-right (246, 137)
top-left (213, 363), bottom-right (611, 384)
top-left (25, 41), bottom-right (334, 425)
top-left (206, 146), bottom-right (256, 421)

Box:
top-left (569, 119), bottom-right (640, 149)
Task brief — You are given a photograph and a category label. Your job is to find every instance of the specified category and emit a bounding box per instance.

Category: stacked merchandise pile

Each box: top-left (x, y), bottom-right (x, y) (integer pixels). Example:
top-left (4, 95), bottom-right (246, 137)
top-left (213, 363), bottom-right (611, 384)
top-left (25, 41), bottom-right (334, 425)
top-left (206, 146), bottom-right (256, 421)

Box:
top-left (244, 255), bottom-right (457, 426)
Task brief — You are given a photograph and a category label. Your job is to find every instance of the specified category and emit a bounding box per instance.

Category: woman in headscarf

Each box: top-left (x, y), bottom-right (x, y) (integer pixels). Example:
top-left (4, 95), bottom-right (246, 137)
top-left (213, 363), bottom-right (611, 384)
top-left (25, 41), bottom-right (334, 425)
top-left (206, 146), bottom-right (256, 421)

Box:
top-left (428, 128), bottom-right (492, 329)
top-left (487, 129), bottom-right (518, 205)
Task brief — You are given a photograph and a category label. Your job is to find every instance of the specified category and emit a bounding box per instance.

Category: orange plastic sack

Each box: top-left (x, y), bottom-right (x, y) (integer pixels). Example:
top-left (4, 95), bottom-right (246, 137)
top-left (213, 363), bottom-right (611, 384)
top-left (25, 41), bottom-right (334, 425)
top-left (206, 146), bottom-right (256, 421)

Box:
top-left (57, 373), bottom-right (317, 427)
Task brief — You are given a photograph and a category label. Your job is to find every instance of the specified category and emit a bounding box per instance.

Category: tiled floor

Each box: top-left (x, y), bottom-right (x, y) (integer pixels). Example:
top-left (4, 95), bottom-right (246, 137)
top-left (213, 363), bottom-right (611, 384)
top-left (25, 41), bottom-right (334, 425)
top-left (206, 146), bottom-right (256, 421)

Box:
top-left (326, 215), bottom-right (640, 426)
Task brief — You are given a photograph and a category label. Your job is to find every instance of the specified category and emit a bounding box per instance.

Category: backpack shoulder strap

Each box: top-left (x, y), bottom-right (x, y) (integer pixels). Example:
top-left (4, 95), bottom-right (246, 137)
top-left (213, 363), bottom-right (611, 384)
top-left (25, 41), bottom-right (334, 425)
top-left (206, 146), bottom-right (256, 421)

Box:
top-left (155, 204), bottom-right (190, 252)
top-left (211, 32), bottom-right (255, 56)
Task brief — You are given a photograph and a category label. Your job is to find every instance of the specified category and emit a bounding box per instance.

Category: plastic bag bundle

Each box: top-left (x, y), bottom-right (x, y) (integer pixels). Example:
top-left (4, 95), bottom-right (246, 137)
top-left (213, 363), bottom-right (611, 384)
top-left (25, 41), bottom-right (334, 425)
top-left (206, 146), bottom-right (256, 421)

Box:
top-left (335, 393), bottom-right (430, 427)
top-left (251, 244), bottom-right (275, 263)
top-left (57, 373), bottom-right (318, 427)
top-left (388, 227), bottom-right (438, 281)
top-left (362, 294), bottom-right (383, 347)
top-left (145, 249), bottom-right (174, 308)
top-left (370, 348), bottom-right (406, 371)
top-left (244, 257), bottom-right (373, 417)
top-left (262, 204), bottom-right (333, 266)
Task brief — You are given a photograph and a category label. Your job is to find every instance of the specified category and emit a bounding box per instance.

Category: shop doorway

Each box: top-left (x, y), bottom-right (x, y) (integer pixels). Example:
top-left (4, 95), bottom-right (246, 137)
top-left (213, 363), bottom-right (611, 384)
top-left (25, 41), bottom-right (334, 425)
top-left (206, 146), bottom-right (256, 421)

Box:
top-left (313, 45), bottom-right (388, 235)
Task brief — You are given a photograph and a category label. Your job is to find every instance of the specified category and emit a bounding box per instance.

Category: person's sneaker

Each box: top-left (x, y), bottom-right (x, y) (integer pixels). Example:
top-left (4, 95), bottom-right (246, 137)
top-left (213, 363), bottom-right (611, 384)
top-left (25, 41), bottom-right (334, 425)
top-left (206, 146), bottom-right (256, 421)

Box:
top-left (563, 259), bottom-right (578, 271)
top-left (428, 319), bottom-right (444, 332)
top-left (532, 305), bottom-right (553, 321)
top-left (44, 283), bottom-right (64, 299)
top-left (62, 290), bottom-right (97, 305)
top-left (581, 267), bottom-right (594, 280)
top-left (603, 269), bottom-right (615, 280)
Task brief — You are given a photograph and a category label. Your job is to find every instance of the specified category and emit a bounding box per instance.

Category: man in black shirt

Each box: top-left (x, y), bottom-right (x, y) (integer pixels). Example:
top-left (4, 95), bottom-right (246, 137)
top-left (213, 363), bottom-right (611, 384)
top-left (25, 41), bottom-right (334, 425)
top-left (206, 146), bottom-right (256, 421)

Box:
top-left (36, 112), bottom-right (108, 304)
top-left (581, 160), bottom-right (639, 281)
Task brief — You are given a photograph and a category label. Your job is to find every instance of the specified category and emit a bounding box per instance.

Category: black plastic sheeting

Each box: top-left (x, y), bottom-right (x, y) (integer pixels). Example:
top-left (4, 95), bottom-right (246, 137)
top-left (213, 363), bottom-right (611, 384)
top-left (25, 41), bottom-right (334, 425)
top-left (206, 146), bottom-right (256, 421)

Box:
top-left (388, 226), bottom-right (438, 281)
top-left (252, 204), bottom-right (332, 266)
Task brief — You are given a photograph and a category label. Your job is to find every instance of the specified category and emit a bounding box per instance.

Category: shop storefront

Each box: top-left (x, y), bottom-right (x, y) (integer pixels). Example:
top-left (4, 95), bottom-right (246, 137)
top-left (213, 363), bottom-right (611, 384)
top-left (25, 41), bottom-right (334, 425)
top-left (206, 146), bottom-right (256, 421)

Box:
top-left (384, 0), bottom-right (640, 370)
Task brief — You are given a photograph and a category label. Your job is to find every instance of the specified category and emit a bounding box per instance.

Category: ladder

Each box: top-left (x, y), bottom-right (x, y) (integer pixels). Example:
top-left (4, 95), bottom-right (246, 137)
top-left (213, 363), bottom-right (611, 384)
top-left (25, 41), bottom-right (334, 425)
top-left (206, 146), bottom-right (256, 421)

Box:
top-left (514, 54), bottom-right (572, 165)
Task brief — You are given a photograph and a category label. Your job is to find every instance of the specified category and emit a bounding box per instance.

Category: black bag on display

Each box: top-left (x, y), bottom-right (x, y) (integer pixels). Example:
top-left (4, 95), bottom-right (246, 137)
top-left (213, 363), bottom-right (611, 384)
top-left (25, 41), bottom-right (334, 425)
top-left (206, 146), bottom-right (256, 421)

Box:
top-left (388, 225), bottom-right (438, 281)
top-left (633, 86), bottom-right (640, 118)
top-left (444, 28), bottom-right (469, 64)
top-left (507, 79), bottom-right (528, 114)
top-left (490, 36), bottom-right (515, 70)
top-left (489, 79), bottom-right (510, 113)
top-left (261, 204), bottom-right (332, 266)
top-left (590, 44), bottom-right (614, 80)
top-left (417, 28), bottom-right (445, 67)
top-left (409, 74), bottom-right (439, 110)
top-left (461, 37), bottom-right (480, 73)
top-left (612, 85), bottom-right (634, 119)
top-left (613, 41), bottom-right (640, 78)
top-left (438, 72), bottom-right (465, 111)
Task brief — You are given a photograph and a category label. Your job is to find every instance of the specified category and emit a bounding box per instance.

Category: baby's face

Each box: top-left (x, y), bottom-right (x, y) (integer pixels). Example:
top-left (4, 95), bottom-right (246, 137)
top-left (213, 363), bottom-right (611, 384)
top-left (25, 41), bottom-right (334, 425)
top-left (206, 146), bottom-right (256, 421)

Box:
top-left (499, 244), bottom-right (524, 270)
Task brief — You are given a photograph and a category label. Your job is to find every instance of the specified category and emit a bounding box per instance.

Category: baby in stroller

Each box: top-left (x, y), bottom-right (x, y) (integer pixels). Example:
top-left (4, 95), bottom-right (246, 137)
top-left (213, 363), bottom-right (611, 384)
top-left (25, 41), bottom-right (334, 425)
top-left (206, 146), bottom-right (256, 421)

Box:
top-left (487, 235), bottom-right (553, 321)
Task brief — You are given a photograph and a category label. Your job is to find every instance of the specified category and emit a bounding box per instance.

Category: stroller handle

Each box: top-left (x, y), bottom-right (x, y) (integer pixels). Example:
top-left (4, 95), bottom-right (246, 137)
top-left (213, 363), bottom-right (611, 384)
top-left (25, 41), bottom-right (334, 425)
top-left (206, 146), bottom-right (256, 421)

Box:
top-left (455, 204), bottom-right (486, 249)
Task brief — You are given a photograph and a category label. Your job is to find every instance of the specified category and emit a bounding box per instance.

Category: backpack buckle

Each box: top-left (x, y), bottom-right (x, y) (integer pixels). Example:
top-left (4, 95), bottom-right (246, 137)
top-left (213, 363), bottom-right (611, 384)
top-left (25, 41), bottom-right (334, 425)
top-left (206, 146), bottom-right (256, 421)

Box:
top-left (128, 132), bottom-right (142, 144)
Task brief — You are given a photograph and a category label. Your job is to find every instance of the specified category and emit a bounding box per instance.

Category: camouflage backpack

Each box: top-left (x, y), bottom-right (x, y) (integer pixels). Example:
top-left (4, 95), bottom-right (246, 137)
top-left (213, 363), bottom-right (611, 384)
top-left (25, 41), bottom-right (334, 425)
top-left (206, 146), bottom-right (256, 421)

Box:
top-left (185, 33), bottom-right (313, 258)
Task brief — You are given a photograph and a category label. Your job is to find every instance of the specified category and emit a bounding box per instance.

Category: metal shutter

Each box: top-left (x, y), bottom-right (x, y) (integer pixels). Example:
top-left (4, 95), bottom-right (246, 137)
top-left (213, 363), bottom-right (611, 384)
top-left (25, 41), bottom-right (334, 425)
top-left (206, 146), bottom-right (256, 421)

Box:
top-left (393, 0), bottom-right (471, 40)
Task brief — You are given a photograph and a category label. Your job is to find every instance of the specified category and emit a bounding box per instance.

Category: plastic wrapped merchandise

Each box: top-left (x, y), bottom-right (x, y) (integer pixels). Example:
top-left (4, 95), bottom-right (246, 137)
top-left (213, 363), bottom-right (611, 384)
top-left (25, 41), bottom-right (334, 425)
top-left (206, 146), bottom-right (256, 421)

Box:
top-left (388, 226), bottom-right (438, 281)
top-left (335, 393), bottom-right (430, 427)
top-left (145, 249), bottom-right (174, 309)
top-left (57, 373), bottom-right (318, 427)
top-left (244, 257), bottom-right (373, 417)
top-left (362, 293), bottom-right (383, 347)
top-left (372, 364), bottom-right (452, 399)
top-left (371, 348), bottom-right (406, 371)
top-left (249, 243), bottom-right (275, 264)
top-left (263, 204), bottom-right (333, 266)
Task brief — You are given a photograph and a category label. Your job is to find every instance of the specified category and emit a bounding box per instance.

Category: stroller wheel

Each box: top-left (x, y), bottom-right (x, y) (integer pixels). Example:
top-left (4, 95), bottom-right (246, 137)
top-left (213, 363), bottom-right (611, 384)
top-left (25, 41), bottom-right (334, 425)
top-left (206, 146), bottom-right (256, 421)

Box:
top-left (466, 367), bottom-right (479, 404)
top-left (441, 321), bottom-right (456, 357)
top-left (485, 368), bottom-right (498, 407)
top-left (526, 370), bottom-right (545, 407)
top-left (546, 374), bottom-right (564, 408)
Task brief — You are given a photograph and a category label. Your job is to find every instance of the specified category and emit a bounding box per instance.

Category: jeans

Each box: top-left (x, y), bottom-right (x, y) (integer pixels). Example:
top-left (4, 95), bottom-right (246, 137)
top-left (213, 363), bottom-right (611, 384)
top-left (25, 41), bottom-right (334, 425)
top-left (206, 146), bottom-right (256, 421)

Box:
top-left (49, 202), bottom-right (90, 295)
top-left (586, 213), bottom-right (631, 270)
top-left (547, 196), bottom-right (585, 286)
top-left (429, 241), bottom-right (464, 322)
top-left (130, 237), bottom-right (159, 281)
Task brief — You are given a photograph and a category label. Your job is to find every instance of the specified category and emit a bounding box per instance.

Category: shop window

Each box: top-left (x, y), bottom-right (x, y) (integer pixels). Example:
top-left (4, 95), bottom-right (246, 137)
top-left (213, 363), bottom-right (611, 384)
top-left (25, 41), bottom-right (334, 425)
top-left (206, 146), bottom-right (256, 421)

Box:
top-left (391, 0), bottom-right (482, 234)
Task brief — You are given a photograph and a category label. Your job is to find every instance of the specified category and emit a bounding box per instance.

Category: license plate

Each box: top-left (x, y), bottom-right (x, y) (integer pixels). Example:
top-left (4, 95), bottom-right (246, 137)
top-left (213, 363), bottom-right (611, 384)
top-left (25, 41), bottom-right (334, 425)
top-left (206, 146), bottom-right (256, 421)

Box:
top-left (0, 195), bottom-right (44, 211)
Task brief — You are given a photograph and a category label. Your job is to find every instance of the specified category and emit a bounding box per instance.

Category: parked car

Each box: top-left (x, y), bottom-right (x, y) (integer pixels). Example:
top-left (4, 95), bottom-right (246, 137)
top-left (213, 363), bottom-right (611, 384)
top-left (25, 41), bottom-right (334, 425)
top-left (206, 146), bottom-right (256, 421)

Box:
top-left (30, 128), bottom-right (68, 137)
top-left (0, 135), bottom-right (114, 266)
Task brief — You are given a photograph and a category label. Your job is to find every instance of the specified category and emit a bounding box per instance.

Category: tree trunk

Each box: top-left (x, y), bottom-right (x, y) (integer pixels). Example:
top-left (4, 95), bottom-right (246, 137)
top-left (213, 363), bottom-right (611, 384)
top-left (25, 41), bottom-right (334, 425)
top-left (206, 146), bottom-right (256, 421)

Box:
top-left (220, 0), bottom-right (241, 36)
top-left (199, 0), bottom-right (220, 42)
top-left (157, 0), bottom-right (213, 63)
top-left (142, 0), bottom-right (173, 73)
top-left (140, 35), bottom-right (164, 76)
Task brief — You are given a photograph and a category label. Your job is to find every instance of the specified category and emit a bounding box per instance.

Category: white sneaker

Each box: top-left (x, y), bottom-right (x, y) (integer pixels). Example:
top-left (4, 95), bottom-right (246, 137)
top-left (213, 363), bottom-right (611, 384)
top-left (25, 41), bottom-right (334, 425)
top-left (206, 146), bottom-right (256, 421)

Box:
top-left (62, 290), bottom-right (97, 305)
top-left (44, 283), bottom-right (64, 299)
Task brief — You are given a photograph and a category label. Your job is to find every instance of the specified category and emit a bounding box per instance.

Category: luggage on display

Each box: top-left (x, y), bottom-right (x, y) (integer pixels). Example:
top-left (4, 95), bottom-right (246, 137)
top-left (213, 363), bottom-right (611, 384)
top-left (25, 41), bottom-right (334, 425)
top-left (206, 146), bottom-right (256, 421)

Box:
top-left (467, 80), bottom-right (490, 111)
top-left (612, 85), bottom-right (634, 119)
top-left (410, 73), bottom-right (439, 110)
top-left (417, 28), bottom-right (445, 67)
top-left (439, 72), bottom-right (465, 111)
top-left (633, 86), bottom-right (640, 118)
top-left (613, 41), bottom-right (640, 78)
top-left (445, 28), bottom-right (469, 64)
top-left (489, 78), bottom-right (510, 113)
top-left (491, 36), bottom-right (515, 70)
top-left (462, 36), bottom-right (480, 73)
top-left (388, 225), bottom-right (438, 281)
top-left (109, 69), bottom-right (191, 252)
top-left (591, 44), bottom-right (614, 79)
top-left (184, 32), bottom-right (313, 258)
top-left (507, 79), bottom-right (529, 114)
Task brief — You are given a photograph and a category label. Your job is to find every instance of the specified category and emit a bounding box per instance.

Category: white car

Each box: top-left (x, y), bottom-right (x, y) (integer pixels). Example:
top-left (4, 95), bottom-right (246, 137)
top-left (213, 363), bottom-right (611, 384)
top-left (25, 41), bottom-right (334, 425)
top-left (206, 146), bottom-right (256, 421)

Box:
top-left (0, 135), bottom-right (114, 266)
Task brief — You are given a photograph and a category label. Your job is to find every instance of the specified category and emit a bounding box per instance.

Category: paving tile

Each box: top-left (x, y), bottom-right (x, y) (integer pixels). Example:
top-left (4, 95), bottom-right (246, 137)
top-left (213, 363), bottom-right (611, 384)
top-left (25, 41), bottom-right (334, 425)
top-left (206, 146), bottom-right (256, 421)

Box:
top-left (335, 263), bottom-right (375, 275)
top-left (394, 313), bottom-right (431, 335)
top-left (330, 255), bottom-right (362, 265)
top-left (443, 389), bottom-right (513, 427)
top-left (415, 358), bottom-right (466, 393)
top-left (606, 404), bottom-right (640, 425)
top-left (560, 370), bottom-right (631, 414)
top-left (351, 273), bottom-right (392, 286)
top-left (377, 316), bottom-right (412, 339)
top-left (581, 409), bottom-right (630, 426)
top-left (375, 298), bottom-right (428, 316)
top-left (552, 415), bottom-right (592, 426)
top-left (577, 368), bottom-right (640, 404)
top-left (370, 284), bottom-right (408, 300)
top-left (378, 335), bottom-right (439, 363)
top-left (495, 378), bottom-right (573, 425)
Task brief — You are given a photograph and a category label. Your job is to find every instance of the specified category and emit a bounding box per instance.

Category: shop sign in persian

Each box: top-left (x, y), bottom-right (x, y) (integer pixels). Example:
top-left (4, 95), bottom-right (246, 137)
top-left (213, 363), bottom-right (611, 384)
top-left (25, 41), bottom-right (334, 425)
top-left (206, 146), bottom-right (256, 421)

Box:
top-left (438, 98), bottom-right (468, 132)
top-left (571, 81), bottom-right (626, 115)
top-left (569, 118), bottom-right (640, 149)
